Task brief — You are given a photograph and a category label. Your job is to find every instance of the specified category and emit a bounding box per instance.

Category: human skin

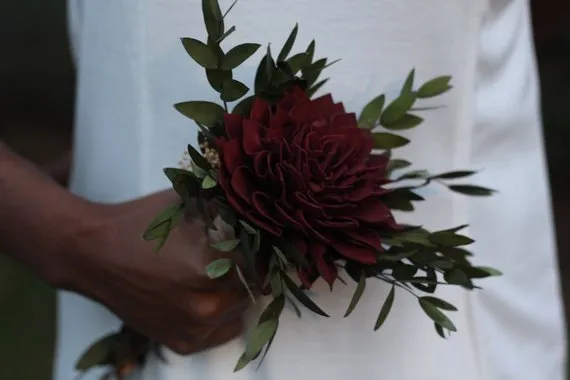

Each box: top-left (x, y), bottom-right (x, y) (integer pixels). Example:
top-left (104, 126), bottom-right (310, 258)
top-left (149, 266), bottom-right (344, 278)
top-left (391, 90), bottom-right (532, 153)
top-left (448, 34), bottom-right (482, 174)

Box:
top-left (0, 141), bottom-right (250, 355)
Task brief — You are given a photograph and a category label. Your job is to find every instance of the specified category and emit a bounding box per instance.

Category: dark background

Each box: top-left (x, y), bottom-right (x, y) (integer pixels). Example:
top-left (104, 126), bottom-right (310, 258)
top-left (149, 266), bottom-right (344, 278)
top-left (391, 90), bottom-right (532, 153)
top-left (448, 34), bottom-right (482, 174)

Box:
top-left (0, 1), bottom-right (569, 379)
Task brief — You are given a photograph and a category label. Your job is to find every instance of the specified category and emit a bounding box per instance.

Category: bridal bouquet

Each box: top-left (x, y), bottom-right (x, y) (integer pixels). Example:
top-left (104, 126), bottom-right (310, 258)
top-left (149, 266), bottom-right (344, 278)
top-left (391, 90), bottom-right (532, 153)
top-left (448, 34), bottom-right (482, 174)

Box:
top-left (76, 0), bottom-right (499, 378)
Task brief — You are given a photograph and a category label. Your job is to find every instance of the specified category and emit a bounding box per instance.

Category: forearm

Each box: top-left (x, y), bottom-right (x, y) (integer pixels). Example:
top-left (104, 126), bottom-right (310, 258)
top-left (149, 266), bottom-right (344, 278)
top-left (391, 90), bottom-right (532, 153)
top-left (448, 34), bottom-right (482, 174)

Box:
top-left (41, 149), bottom-right (73, 187)
top-left (0, 142), bottom-right (88, 286)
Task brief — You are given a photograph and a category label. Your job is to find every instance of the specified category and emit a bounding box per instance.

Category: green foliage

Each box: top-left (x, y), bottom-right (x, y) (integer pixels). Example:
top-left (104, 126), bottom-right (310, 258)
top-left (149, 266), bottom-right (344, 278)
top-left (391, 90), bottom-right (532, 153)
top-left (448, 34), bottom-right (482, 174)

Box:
top-left (359, 95), bottom-right (386, 129)
top-left (174, 101), bottom-right (225, 127)
top-left (143, 202), bottom-right (185, 251)
top-left (181, 37), bottom-right (218, 69)
top-left (372, 132), bottom-right (410, 149)
top-left (205, 258), bottom-right (233, 279)
top-left (75, 333), bottom-right (119, 371)
top-left (417, 76), bottom-right (452, 98)
top-left (221, 43), bottom-right (261, 70)
top-left (374, 285), bottom-right (395, 331)
top-left (89, 0), bottom-right (502, 376)
top-left (344, 271), bottom-right (366, 317)
top-left (210, 239), bottom-right (241, 252)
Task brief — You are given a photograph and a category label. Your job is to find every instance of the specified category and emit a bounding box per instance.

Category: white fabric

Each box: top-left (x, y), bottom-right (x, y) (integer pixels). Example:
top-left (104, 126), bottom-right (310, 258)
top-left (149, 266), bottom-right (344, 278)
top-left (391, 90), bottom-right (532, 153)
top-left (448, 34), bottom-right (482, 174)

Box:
top-left (57, 0), bottom-right (566, 379)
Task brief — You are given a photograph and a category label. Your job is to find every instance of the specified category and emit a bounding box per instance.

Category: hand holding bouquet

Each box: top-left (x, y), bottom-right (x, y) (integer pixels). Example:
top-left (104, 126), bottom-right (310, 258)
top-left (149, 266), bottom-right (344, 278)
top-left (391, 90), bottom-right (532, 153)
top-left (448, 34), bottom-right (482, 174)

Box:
top-left (77, 0), bottom-right (499, 377)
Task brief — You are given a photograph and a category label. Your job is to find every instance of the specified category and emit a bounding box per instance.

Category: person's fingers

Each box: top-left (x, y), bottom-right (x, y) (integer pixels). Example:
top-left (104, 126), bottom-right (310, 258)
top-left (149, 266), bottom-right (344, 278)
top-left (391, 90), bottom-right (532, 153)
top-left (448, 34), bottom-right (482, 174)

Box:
top-left (186, 290), bottom-right (251, 325)
top-left (166, 319), bottom-right (245, 355)
top-left (200, 318), bottom-right (245, 349)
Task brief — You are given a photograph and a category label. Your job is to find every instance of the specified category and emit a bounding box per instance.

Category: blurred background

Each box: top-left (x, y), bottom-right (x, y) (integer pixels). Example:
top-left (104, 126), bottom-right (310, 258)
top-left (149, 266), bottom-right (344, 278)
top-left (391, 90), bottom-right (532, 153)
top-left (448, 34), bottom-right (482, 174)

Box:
top-left (0, 1), bottom-right (569, 379)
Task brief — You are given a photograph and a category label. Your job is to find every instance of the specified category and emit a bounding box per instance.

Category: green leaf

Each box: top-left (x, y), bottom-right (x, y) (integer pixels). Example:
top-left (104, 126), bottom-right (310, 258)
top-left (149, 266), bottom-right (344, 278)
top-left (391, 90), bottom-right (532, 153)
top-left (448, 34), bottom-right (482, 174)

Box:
top-left (163, 168), bottom-right (201, 200)
top-left (381, 191), bottom-right (414, 212)
top-left (441, 224), bottom-right (469, 234)
top-left (387, 227), bottom-right (431, 246)
top-left (206, 68), bottom-right (233, 93)
top-left (210, 239), bottom-right (240, 252)
top-left (435, 323), bottom-right (447, 339)
top-left (270, 271), bottom-right (283, 297)
top-left (392, 264), bottom-right (418, 281)
top-left (272, 246), bottom-right (288, 267)
top-left (303, 58), bottom-right (327, 86)
top-left (239, 220), bottom-right (257, 234)
top-left (378, 250), bottom-right (417, 262)
top-left (255, 326), bottom-right (278, 371)
top-left (254, 55), bottom-right (270, 94)
top-left (233, 352), bottom-right (250, 372)
top-left (75, 333), bottom-right (120, 370)
top-left (187, 144), bottom-right (211, 171)
top-left (448, 185), bottom-right (495, 196)
top-left (265, 45), bottom-right (276, 79)
top-left (380, 92), bottom-right (417, 126)
top-left (419, 298), bottom-right (457, 331)
top-left (371, 132), bottom-right (410, 150)
top-left (420, 296), bottom-right (458, 311)
top-left (174, 101), bottom-right (225, 128)
top-left (430, 171), bottom-right (477, 180)
top-left (271, 66), bottom-right (291, 86)
top-left (210, 239), bottom-right (241, 252)
top-left (252, 230), bottom-right (261, 253)
top-left (402, 69), bottom-right (415, 94)
top-left (282, 274), bottom-right (329, 317)
top-left (222, 0), bottom-right (238, 18)
top-left (359, 95), bottom-right (386, 129)
top-left (382, 188), bottom-right (425, 212)
top-left (143, 202), bottom-right (184, 251)
top-left (202, 0), bottom-right (223, 39)
top-left (150, 203), bottom-right (184, 233)
top-left (382, 114), bottom-right (423, 130)
top-left (235, 265), bottom-right (256, 303)
top-left (429, 231), bottom-right (473, 247)
top-left (237, 297), bottom-right (285, 370)
top-left (287, 296), bottom-right (303, 318)
top-left (201, 175), bottom-right (217, 189)
top-left (396, 169), bottom-right (430, 181)
top-left (444, 269), bottom-right (472, 288)
top-left (245, 319), bottom-right (278, 359)
top-left (221, 43), bottom-right (261, 70)
top-left (238, 229), bottom-right (261, 286)
top-left (163, 167), bottom-right (194, 183)
top-left (259, 294), bottom-right (286, 323)
top-left (387, 159), bottom-right (412, 173)
top-left (411, 268), bottom-right (437, 293)
top-left (275, 240), bottom-right (309, 268)
top-left (374, 285), bottom-right (395, 331)
top-left (181, 38), bottom-right (218, 69)
top-left (344, 272), bottom-right (366, 317)
top-left (232, 95), bottom-right (254, 116)
top-left (278, 24), bottom-right (298, 62)
top-left (221, 79), bottom-right (249, 102)
top-left (305, 40), bottom-right (315, 63)
top-left (205, 258), bottom-right (233, 279)
top-left (418, 76), bottom-right (452, 98)
top-left (287, 52), bottom-right (308, 74)
top-left (307, 78), bottom-right (329, 98)
top-left (216, 25), bottom-right (236, 44)
top-left (475, 266), bottom-right (503, 277)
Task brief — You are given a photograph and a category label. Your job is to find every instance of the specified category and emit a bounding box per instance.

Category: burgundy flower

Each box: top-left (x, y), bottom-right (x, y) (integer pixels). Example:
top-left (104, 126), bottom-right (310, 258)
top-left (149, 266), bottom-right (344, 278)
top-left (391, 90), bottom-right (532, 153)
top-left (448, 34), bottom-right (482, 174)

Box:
top-left (216, 87), bottom-right (397, 287)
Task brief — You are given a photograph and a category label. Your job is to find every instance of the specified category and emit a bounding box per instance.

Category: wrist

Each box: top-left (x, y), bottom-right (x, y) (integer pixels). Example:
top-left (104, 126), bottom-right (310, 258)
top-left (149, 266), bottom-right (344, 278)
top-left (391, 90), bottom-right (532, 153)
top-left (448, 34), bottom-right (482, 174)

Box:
top-left (51, 200), bottom-right (110, 291)
top-left (0, 144), bottom-right (98, 289)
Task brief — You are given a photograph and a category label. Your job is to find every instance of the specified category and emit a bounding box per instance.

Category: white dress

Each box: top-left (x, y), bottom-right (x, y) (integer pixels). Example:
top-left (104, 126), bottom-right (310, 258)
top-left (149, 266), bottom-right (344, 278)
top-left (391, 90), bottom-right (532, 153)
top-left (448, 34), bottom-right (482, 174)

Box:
top-left (57, 1), bottom-right (566, 379)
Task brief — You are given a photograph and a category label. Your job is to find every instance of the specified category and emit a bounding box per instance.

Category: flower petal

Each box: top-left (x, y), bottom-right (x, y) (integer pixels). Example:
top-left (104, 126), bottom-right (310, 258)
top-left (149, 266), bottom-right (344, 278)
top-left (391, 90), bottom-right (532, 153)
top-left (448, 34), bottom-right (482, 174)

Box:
top-left (250, 98), bottom-right (271, 123)
top-left (224, 114), bottom-right (243, 140)
top-left (242, 120), bottom-right (264, 155)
